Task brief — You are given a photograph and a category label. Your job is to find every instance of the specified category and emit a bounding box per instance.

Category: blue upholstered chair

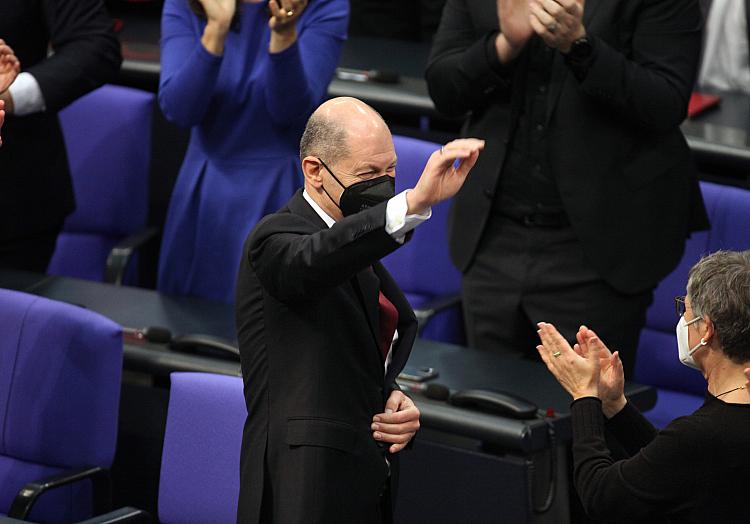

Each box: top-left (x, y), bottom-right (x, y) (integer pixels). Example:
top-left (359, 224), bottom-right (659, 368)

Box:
top-left (635, 181), bottom-right (750, 428)
top-left (47, 85), bottom-right (155, 285)
top-left (382, 135), bottom-right (465, 344)
top-left (158, 373), bottom-right (245, 524)
top-left (0, 289), bottom-right (123, 523)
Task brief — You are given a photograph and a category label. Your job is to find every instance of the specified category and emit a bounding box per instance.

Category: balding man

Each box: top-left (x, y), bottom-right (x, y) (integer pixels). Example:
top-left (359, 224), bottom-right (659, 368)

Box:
top-left (235, 97), bottom-right (484, 524)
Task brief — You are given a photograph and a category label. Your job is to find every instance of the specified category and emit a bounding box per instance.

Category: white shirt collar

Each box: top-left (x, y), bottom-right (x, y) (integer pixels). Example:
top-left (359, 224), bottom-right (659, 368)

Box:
top-left (302, 189), bottom-right (336, 229)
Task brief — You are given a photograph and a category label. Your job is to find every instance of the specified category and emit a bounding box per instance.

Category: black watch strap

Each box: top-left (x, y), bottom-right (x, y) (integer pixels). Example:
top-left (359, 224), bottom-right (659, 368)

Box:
top-left (564, 36), bottom-right (596, 81)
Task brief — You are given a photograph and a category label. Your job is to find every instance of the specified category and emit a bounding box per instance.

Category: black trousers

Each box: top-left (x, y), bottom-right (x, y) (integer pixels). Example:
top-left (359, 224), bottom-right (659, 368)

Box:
top-left (0, 226), bottom-right (61, 273)
top-left (462, 214), bottom-right (654, 376)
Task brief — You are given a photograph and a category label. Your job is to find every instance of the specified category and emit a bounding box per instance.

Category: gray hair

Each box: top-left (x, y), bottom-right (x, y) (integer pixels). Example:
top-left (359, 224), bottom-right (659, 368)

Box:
top-left (687, 250), bottom-right (750, 364)
top-left (299, 113), bottom-right (350, 164)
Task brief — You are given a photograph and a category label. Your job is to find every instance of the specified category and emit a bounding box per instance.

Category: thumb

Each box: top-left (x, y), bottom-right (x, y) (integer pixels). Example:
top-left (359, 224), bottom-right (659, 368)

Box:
top-left (384, 391), bottom-right (402, 414)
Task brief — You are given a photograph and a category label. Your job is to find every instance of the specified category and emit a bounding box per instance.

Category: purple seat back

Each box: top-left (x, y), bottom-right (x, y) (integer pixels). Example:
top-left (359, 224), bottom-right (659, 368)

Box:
top-left (635, 182), bottom-right (750, 399)
top-left (159, 373), bottom-right (246, 524)
top-left (382, 136), bottom-right (464, 343)
top-left (0, 289), bottom-right (123, 522)
top-left (48, 85), bottom-right (154, 281)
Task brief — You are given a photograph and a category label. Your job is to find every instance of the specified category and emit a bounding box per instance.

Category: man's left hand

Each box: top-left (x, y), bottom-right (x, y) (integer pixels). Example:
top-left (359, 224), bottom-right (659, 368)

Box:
top-left (529, 0), bottom-right (586, 54)
top-left (372, 390), bottom-right (420, 454)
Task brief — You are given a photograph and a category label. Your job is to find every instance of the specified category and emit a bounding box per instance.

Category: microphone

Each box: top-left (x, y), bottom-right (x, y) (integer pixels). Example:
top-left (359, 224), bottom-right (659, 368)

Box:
top-left (396, 379), bottom-right (451, 402)
top-left (122, 326), bottom-right (172, 345)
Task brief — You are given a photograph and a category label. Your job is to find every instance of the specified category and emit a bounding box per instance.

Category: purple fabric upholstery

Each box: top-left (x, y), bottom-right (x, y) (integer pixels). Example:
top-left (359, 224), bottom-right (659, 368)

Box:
top-left (159, 373), bottom-right (246, 524)
top-left (48, 85), bottom-right (154, 281)
top-left (0, 289), bottom-right (123, 523)
top-left (45, 234), bottom-right (120, 283)
top-left (382, 135), bottom-right (465, 344)
top-left (635, 182), bottom-right (750, 426)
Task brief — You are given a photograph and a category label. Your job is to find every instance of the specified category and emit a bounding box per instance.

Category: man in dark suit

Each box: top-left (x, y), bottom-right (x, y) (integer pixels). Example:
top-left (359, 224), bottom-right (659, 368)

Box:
top-left (0, 0), bottom-right (121, 272)
top-left (235, 96), bottom-right (484, 523)
top-left (426, 0), bottom-right (708, 374)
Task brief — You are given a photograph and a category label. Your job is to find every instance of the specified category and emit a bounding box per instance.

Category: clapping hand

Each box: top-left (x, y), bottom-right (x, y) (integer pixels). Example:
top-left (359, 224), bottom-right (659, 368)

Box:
top-left (536, 322), bottom-right (600, 400)
top-left (407, 138), bottom-right (485, 215)
top-left (497, 0), bottom-right (534, 52)
top-left (575, 326), bottom-right (627, 417)
top-left (197, 0), bottom-right (236, 29)
top-left (529, 0), bottom-right (586, 54)
top-left (268, 0), bottom-right (308, 32)
top-left (0, 40), bottom-right (20, 94)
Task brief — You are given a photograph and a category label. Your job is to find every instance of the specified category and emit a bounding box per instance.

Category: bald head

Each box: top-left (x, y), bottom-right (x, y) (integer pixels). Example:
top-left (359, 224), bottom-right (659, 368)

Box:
top-left (299, 97), bottom-right (389, 164)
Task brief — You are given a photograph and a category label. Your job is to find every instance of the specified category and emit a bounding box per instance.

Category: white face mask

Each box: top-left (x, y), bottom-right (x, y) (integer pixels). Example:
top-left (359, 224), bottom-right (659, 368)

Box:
top-left (676, 315), bottom-right (707, 370)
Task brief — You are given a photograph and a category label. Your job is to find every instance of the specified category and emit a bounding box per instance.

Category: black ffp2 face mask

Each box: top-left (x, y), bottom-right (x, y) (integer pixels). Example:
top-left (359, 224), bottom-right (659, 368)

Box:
top-left (318, 158), bottom-right (396, 217)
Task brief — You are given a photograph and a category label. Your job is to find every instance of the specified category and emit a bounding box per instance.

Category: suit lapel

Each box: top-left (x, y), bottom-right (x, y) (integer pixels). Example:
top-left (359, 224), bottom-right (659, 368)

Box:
top-left (545, 0), bottom-right (605, 124)
top-left (354, 268), bottom-right (382, 359)
top-left (374, 263), bottom-right (418, 386)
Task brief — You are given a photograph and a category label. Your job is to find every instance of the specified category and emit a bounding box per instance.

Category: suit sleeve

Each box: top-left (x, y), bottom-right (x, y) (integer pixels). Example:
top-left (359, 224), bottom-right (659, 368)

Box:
top-left (27, 0), bottom-right (121, 112)
top-left (249, 202), bottom-right (402, 302)
top-left (571, 397), bottom-right (705, 521)
top-left (425, 0), bottom-right (515, 117)
top-left (576, 0), bottom-right (702, 131)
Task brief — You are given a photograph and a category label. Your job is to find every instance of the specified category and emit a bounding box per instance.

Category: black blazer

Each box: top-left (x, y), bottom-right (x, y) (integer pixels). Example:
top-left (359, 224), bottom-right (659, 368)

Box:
top-left (0, 0), bottom-right (121, 242)
top-left (426, 0), bottom-right (709, 294)
top-left (235, 190), bottom-right (418, 523)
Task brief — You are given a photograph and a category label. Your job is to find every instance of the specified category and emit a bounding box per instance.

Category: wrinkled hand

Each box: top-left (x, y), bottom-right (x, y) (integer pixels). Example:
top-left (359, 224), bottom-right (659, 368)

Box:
top-left (497, 0), bottom-right (534, 53)
top-left (407, 138), bottom-right (485, 215)
top-left (537, 322), bottom-right (600, 400)
top-left (372, 390), bottom-right (420, 454)
top-left (529, 0), bottom-right (586, 54)
top-left (268, 0), bottom-right (308, 32)
top-left (575, 326), bottom-right (626, 417)
top-left (0, 40), bottom-right (21, 94)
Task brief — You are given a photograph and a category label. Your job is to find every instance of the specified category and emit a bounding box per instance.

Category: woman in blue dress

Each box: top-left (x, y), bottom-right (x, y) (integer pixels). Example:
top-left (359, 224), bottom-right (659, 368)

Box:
top-left (158, 0), bottom-right (348, 302)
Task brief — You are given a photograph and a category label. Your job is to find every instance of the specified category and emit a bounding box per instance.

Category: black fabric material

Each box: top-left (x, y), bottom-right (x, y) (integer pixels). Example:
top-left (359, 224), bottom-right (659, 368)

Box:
top-left (0, 0), bottom-right (121, 245)
top-left (570, 395), bottom-right (750, 523)
top-left (235, 189), bottom-right (418, 523)
top-left (0, 225), bottom-right (62, 272)
top-left (426, 0), bottom-right (709, 296)
top-left (461, 215), bottom-right (653, 375)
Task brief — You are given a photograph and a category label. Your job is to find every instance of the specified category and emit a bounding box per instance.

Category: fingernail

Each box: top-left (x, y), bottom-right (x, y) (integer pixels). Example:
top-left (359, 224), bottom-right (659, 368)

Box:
top-left (385, 409), bottom-right (393, 414)
top-left (373, 432), bottom-right (382, 439)
top-left (373, 416), bottom-right (381, 422)
top-left (371, 423), bottom-right (379, 430)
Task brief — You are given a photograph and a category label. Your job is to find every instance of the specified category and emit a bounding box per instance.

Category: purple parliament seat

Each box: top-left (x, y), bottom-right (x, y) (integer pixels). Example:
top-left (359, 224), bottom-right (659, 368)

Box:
top-left (48, 85), bottom-right (155, 284)
top-left (635, 181), bottom-right (750, 427)
top-left (382, 135), bottom-right (466, 344)
top-left (158, 373), bottom-right (246, 524)
top-left (0, 289), bottom-right (122, 523)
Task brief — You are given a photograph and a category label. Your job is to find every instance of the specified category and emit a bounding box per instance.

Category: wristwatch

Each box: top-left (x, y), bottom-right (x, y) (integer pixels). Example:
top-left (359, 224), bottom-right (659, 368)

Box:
top-left (565, 36), bottom-right (596, 80)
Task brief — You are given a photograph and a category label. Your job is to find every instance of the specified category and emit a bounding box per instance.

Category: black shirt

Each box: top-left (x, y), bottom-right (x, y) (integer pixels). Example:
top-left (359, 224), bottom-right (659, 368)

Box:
top-left (496, 38), bottom-right (563, 216)
top-left (571, 394), bottom-right (750, 523)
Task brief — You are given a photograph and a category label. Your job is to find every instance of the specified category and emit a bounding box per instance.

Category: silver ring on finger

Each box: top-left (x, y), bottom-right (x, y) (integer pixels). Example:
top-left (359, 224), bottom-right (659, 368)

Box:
top-left (286, 9), bottom-right (294, 16)
top-left (547, 21), bottom-right (558, 32)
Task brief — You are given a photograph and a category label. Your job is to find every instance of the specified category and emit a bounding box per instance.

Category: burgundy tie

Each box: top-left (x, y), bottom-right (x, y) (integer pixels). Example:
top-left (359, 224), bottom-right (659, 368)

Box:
top-left (378, 291), bottom-right (399, 360)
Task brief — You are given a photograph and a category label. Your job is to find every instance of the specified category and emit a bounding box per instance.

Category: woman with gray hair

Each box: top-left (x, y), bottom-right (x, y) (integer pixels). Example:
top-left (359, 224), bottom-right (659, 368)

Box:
top-left (536, 250), bottom-right (750, 523)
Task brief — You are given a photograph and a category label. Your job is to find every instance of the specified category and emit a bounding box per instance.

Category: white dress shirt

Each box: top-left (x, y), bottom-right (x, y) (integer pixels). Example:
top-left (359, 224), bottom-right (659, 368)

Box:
top-left (699, 0), bottom-right (750, 94)
top-left (302, 188), bottom-right (431, 374)
top-left (7, 73), bottom-right (47, 116)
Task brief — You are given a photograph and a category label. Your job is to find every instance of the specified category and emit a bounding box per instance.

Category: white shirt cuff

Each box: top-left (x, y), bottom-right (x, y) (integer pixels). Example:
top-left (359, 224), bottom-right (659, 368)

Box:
top-left (385, 190), bottom-right (431, 244)
top-left (8, 72), bottom-right (46, 116)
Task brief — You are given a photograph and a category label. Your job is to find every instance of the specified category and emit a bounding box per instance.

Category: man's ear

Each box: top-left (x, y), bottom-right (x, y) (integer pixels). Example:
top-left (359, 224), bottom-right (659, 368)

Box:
top-left (302, 156), bottom-right (323, 188)
top-left (702, 314), bottom-right (715, 345)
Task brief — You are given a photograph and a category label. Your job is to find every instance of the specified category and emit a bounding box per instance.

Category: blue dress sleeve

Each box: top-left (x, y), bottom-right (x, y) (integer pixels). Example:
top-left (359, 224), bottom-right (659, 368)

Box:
top-left (262, 0), bottom-right (349, 126)
top-left (158, 0), bottom-right (224, 128)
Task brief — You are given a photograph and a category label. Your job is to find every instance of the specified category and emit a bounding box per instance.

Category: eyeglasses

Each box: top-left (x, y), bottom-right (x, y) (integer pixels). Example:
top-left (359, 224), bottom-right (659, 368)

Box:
top-left (675, 296), bottom-right (687, 318)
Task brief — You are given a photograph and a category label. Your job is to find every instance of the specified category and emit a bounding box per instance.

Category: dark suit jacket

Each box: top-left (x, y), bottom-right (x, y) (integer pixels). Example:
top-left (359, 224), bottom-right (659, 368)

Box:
top-left (235, 190), bottom-right (418, 523)
top-left (426, 0), bottom-right (709, 294)
top-left (0, 0), bottom-right (121, 242)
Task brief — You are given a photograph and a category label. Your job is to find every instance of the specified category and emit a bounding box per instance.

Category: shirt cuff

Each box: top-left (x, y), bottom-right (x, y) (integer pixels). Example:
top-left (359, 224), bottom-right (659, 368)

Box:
top-left (385, 190), bottom-right (431, 244)
top-left (7, 72), bottom-right (46, 116)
